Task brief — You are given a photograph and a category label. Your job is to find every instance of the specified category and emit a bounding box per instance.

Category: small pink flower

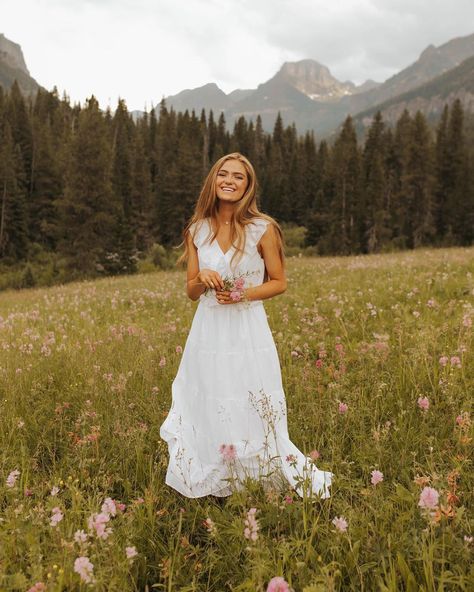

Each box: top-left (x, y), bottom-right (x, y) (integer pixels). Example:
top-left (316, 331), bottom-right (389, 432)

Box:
top-left (159, 356), bottom-right (166, 367)
top-left (50, 506), bottom-right (64, 527)
top-left (290, 350), bottom-right (299, 357)
top-left (285, 454), bottom-right (297, 463)
top-left (175, 345), bottom-right (183, 354)
top-left (74, 556), bottom-right (95, 584)
top-left (267, 576), bottom-right (290, 592)
top-left (371, 470), bottom-right (384, 486)
top-left (284, 495), bottom-right (293, 504)
top-left (335, 343), bottom-right (344, 355)
top-left (234, 277), bottom-right (245, 289)
top-left (315, 358), bottom-right (323, 368)
top-left (101, 497), bottom-right (117, 516)
top-left (6, 469), bottom-right (20, 488)
top-left (338, 402), bottom-right (348, 414)
top-left (126, 545), bottom-right (138, 560)
top-left (450, 356), bottom-right (461, 368)
top-left (417, 396), bottom-right (430, 411)
top-left (309, 449), bottom-right (320, 461)
top-left (439, 355), bottom-right (449, 367)
top-left (332, 516), bottom-right (348, 532)
top-left (230, 290), bottom-right (242, 301)
top-left (219, 443), bottom-right (237, 462)
top-left (74, 529), bottom-right (88, 543)
top-left (244, 507), bottom-right (259, 541)
top-left (87, 512), bottom-right (112, 539)
top-left (117, 502), bottom-right (127, 512)
top-left (418, 486), bottom-right (439, 510)
top-left (24, 488), bottom-right (33, 497)
top-left (27, 583), bottom-right (46, 592)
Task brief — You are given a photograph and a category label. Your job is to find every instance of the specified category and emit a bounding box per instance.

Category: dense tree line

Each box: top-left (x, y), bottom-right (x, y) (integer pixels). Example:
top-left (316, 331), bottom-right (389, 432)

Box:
top-left (0, 81), bottom-right (472, 282)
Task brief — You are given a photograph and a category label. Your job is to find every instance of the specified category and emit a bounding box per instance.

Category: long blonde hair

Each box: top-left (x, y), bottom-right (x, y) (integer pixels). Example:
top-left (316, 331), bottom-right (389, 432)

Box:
top-left (176, 152), bottom-right (285, 272)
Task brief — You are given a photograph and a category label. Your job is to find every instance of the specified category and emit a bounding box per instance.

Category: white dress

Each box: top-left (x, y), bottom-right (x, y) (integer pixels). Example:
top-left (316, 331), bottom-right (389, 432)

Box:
top-left (159, 217), bottom-right (334, 499)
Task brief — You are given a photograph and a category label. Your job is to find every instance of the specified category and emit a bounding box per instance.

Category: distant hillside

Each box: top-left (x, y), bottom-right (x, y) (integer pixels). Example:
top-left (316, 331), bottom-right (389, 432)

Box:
top-left (350, 54), bottom-right (474, 137)
top-left (0, 33), bottom-right (40, 95)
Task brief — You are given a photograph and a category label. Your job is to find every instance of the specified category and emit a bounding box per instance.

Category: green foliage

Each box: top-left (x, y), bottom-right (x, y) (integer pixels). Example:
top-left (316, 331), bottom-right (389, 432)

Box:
top-left (0, 86), bottom-right (473, 288)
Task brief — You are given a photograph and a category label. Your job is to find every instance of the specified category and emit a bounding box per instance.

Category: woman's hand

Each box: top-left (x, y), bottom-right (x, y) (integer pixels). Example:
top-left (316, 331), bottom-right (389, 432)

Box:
top-left (216, 289), bottom-right (247, 304)
top-left (198, 269), bottom-right (225, 291)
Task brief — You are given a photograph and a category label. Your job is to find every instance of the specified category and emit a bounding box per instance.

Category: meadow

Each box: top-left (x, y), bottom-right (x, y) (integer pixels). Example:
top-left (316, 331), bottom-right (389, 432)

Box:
top-left (0, 246), bottom-right (473, 591)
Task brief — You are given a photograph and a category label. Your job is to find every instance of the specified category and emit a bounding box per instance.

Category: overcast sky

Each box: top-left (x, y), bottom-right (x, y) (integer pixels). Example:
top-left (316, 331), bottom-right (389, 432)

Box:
top-left (3, 0), bottom-right (474, 111)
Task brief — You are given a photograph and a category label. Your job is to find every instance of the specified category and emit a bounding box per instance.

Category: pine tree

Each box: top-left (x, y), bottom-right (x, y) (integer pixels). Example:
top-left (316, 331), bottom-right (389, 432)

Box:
top-left (56, 95), bottom-right (118, 276)
top-left (0, 121), bottom-right (28, 261)
top-left (325, 116), bottom-right (361, 254)
top-left (362, 112), bottom-right (392, 252)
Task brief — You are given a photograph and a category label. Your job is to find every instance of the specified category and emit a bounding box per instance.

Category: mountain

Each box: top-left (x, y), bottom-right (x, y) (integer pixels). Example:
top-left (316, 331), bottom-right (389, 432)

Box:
top-left (157, 32), bottom-right (474, 138)
top-left (342, 32), bottom-right (474, 115)
top-left (0, 33), bottom-right (40, 95)
top-left (350, 54), bottom-right (474, 136)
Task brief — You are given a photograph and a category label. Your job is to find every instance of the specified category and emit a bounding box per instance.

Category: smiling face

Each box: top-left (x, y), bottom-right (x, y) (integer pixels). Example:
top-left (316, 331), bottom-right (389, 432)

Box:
top-left (215, 159), bottom-right (248, 203)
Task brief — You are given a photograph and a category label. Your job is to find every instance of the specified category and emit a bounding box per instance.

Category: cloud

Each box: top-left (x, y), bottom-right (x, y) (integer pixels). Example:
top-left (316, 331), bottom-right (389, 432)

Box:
top-left (3, 0), bottom-right (474, 110)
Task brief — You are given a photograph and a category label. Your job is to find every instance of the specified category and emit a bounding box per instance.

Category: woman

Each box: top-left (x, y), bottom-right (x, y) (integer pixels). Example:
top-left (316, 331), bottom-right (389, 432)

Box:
top-left (159, 152), bottom-right (333, 499)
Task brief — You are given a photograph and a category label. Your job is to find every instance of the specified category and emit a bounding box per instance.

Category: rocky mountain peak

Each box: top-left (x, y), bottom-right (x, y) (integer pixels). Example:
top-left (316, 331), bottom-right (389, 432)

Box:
top-left (276, 58), bottom-right (355, 101)
top-left (0, 33), bottom-right (30, 75)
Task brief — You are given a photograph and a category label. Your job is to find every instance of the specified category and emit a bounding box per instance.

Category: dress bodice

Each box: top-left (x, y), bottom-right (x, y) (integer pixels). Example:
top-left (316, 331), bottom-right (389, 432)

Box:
top-left (189, 217), bottom-right (270, 308)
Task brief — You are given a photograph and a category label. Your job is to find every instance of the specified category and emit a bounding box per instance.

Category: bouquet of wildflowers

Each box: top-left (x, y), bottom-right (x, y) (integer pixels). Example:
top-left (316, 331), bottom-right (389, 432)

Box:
top-left (204, 270), bottom-right (259, 306)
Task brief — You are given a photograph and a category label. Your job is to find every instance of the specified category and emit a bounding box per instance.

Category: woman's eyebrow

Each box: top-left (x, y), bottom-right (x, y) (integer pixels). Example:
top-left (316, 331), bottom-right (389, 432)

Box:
top-left (218, 169), bottom-right (245, 175)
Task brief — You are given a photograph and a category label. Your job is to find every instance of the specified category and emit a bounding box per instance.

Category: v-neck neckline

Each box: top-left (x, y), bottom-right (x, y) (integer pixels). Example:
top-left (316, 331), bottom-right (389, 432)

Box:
top-left (208, 218), bottom-right (235, 257)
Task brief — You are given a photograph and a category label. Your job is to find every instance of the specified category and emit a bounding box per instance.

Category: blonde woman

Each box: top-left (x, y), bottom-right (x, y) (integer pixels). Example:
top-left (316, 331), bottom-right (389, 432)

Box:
top-left (159, 152), bottom-right (333, 500)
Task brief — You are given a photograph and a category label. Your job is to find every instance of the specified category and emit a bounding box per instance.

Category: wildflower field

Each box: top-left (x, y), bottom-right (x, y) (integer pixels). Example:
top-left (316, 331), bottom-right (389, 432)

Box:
top-left (0, 246), bottom-right (473, 591)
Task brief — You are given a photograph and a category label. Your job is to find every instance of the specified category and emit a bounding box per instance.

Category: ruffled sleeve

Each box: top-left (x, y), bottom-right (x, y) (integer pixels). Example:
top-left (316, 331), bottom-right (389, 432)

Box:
top-left (188, 219), bottom-right (210, 248)
top-left (246, 218), bottom-right (270, 250)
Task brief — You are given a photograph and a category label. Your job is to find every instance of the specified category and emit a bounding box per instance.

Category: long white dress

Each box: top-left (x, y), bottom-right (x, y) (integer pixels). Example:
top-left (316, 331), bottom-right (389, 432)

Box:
top-left (159, 217), bottom-right (334, 499)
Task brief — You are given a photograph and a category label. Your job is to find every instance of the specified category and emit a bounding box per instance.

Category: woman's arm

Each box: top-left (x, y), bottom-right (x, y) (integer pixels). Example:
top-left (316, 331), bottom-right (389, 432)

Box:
top-left (243, 223), bottom-right (287, 302)
top-left (186, 232), bottom-right (206, 301)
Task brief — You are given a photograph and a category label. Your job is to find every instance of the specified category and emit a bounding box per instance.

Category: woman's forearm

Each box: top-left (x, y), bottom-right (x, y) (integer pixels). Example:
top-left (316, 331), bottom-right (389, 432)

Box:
top-left (187, 274), bottom-right (206, 301)
top-left (244, 279), bottom-right (287, 302)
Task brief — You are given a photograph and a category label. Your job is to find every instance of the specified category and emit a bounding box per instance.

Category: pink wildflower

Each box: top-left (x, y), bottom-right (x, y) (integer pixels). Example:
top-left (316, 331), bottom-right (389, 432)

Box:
top-left (87, 512), bottom-right (112, 539)
top-left (338, 402), bottom-right (348, 414)
top-left (315, 358), bottom-right (323, 368)
top-left (6, 469), bottom-right (20, 488)
top-left (27, 583), bottom-right (46, 592)
top-left (126, 546), bottom-right (138, 560)
top-left (309, 449), bottom-right (320, 461)
top-left (219, 443), bottom-right (237, 462)
top-left (439, 355), bottom-right (449, 367)
top-left (418, 486), bottom-right (439, 510)
top-left (267, 576), bottom-right (291, 592)
top-left (74, 529), bottom-right (88, 543)
top-left (417, 396), bottom-right (430, 411)
top-left (332, 516), bottom-right (348, 532)
top-left (371, 470), bottom-right (384, 486)
top-left (74, 556), bottom-right (95, 584)
top-left (244, 507), bottom-right (259, 541)
top-left (101, 497), bottom-right (117, 516)
top-left (234, 277), bottom-right (245, 289)
top-left (450, 356), bottom-right (461, 368)
top-left (159, 356), bottom-right (166, 367)
top-left (175, 345), bottom-right (183, 354)
top-left (50, 507), bottom-right (64, 527)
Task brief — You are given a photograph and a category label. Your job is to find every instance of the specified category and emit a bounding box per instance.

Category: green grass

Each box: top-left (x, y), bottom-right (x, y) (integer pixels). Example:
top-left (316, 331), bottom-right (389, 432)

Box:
top-left (0, 246), bottom-right (473, 591)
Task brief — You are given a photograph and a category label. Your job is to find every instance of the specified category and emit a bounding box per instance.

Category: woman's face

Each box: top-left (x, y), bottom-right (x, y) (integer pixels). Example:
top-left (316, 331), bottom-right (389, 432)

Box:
top-left (215, 159), bottom-right (248, 204)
